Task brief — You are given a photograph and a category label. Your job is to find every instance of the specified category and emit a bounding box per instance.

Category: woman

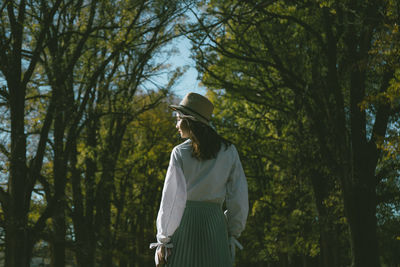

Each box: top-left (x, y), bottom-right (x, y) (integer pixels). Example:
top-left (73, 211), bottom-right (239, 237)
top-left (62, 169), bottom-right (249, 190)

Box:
top-left (150, 92), bottom-right (248, 267)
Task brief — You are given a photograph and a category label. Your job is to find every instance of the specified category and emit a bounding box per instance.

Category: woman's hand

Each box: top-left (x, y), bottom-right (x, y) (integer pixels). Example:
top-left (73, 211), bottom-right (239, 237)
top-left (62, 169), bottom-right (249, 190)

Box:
top-left (156, 246), bottom-right (171, 267)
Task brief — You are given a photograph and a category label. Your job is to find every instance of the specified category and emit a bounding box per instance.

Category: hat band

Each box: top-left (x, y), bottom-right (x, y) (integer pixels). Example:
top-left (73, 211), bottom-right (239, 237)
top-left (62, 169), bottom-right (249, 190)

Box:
top-left (179, 105), bottom-right (210, 123)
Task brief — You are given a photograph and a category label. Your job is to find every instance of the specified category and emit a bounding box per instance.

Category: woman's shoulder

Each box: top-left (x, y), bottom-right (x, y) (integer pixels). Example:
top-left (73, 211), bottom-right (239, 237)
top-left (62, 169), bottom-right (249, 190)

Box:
top-left (221, 141), bottom-right (237, 153)
top-left (171, 139), bottom-right (191, 155)
top-left (174, 139), bottom-right (191, 149)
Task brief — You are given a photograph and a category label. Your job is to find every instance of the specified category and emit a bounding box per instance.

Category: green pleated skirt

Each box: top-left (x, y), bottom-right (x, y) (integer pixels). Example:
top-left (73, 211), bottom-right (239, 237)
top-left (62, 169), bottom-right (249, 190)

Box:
top-left (167, 200), bottom-right (233, 267)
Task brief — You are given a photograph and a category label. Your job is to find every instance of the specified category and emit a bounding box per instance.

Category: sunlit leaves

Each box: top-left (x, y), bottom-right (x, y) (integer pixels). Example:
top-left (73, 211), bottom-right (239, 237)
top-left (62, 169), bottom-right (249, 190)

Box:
top-left (191, 0), bottom-right (400, 266)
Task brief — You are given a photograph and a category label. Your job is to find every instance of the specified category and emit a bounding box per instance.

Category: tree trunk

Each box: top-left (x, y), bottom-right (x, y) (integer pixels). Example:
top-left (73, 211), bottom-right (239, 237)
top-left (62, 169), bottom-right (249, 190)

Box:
top-left (310, 170), bottom-right (341, 267)
top-left (344, 2), bottom-right (382, 265)
top-left (95, 118), bottom-right (127, 266)
top-left (5, 207), bottom-right (31, 267)
top-left (70, 139), bottom-right (92, 267)
top-left (72, 118), bottom-right (97, 267)
top-left (83, 118), bottom-right (98, 266)
top-left (95, 150), bottom-right (114, 267)
top-left (5, 79), bottom-right (31, 267)
top-left (343, 170), bottom-right (379, 267)
top-left (51, 87), bottom-right (67, 267)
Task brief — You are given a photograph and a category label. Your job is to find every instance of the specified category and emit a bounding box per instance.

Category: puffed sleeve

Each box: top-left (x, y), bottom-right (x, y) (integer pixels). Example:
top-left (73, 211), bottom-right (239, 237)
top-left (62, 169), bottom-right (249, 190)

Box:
top-left (156, 147), bottom-right (187, 244)
top-left (225, 145), bottom-right (249, 238)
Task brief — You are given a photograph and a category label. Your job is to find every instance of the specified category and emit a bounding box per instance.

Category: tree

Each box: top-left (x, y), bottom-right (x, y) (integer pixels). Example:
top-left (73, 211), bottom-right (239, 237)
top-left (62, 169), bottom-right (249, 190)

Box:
top-left (190, 1), bottom-right (400, 266)
top-left (0, 1), bottom-right (62, 265)
top-left (109, 96), bottom-right (180, 266)
top-left (207, 90), bottom-right (349, 267)
top-left (0, 0), bottom-right (192, 265)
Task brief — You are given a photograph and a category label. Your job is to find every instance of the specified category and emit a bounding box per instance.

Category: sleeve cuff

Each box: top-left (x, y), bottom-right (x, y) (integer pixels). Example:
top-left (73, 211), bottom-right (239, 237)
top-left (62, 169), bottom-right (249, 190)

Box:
top-left (156, 234), bottom-right (171, 244)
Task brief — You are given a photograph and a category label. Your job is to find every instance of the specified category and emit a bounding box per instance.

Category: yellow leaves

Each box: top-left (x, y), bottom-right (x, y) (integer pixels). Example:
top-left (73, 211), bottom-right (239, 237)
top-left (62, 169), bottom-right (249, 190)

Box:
top-left (251, 200), bottom-right (262, 216)
top-left (279, 18), bottom-right (288, 24)
top-left (377, 136), bottom-right (400, 160)
top-left (387, 71), bottom-right (400, 106)
top-left (317, 0), bottom-right (336, 9)
top-left (393, 23), bottom-right (399, 34)
top-left (309, 243), bottom-right (320, 257)
top-left (360, 69), bottom-right (400, 111)
top-left (287, 6), bottom-right (297, 13)
top-left (251, 195), bottom-right (272, 216)
top-left (318, 2), bottom-right (327, 8)
top-left (76, 143), bottom-right (97, 167)
top-left (28, 210), bottom-right (41, 223)
top-left (385, 0), bottom-right (400, 20)
top-left (317, 0), bottom-right (337, 16)
top-left (339, 217), bottom-right (347, 224)
top-left (369, 19), bottom-right (400, 68)
top-left (291, 209), bottom-right (303, 217)
top-left (265, 0), bottom-right (297, 18)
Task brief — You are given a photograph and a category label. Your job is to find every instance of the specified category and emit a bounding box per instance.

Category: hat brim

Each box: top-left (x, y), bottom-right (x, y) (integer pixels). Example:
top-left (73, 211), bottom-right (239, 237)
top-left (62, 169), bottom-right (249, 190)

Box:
top-left (169, 105), bottom-right (210, 125)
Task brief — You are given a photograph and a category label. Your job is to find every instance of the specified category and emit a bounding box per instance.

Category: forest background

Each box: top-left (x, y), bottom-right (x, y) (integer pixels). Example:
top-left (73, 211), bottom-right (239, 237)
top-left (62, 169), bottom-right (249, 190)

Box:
top-left (0, 0), bottom-right (399, 267)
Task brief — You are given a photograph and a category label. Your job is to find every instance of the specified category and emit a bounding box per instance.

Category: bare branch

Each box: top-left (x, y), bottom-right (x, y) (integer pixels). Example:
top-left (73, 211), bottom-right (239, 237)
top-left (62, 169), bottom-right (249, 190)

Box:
top-left (22, 0), bottom-right (63, 88)
top-left (0, 143), bottom-right (10, 158)
top-left (0, 186), bottom-right (9, 209)
top-left (26, 94), bottom-right (55, 194)
top-left (0, 127), bottom-right (11, 133)
top-left (371, 71), bottom-right (394, 145)
top-left (0, 86), bottom-right (9, 100)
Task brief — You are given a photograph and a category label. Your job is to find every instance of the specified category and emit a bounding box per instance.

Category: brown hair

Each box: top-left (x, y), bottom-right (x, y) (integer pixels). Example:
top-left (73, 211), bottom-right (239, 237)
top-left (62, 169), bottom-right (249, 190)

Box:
top-left (179, 117), bottom-right (231, 160)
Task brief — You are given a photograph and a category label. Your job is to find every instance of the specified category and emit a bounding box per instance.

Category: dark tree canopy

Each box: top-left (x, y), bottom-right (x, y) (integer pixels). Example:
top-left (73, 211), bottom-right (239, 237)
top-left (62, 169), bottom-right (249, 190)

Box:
top-left (0, 0), bottom-right (399, 266)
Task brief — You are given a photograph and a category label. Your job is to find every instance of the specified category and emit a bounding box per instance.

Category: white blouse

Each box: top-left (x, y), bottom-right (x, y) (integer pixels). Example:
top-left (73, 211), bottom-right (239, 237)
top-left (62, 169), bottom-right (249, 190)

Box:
top-left (155, 139), bottom-right (249, 245)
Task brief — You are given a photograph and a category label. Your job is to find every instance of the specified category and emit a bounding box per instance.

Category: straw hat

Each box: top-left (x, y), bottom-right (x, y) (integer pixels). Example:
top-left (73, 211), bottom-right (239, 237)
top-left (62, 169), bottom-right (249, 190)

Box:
top-left (169, 92), bottom-right (214, 125)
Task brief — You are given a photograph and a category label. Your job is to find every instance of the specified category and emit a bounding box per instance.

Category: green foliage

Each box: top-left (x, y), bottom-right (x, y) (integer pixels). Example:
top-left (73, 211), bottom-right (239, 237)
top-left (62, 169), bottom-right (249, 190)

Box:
top-left (1, 0), bottom-right (399, 266)
top-left (0, 0), bottom-right (191, 265)
top-left (192, 0), bottom-right (400, 266)
top-left (207, 91), bottom-right (328, 266)
top-left (110, 97), bottom-right (180, 265)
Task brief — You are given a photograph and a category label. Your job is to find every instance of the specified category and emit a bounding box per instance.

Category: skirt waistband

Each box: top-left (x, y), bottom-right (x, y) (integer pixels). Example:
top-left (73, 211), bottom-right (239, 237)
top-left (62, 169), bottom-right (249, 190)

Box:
top-left (186, 200), bottom-right (222, 208)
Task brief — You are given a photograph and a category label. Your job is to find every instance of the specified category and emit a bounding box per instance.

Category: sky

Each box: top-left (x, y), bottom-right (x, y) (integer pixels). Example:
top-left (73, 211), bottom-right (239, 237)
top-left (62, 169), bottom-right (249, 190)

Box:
top-left (0, 32), bottom-right (207, 100)
top-left (166, 36), bottom-right (207, 99)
